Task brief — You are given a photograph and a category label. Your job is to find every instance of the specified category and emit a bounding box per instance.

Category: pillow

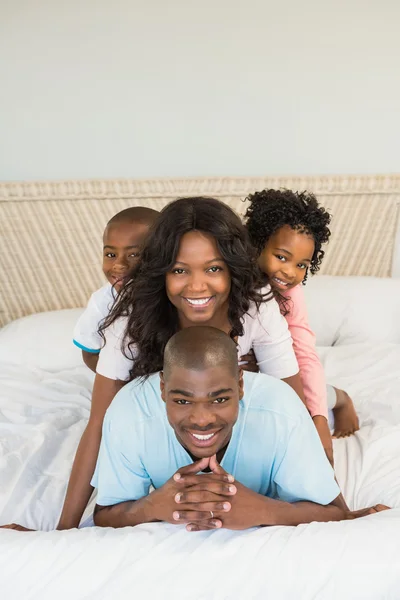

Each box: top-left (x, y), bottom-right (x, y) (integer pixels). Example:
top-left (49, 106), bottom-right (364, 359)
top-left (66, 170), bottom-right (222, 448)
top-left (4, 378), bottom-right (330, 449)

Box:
top-left (304, 276), bottom-right (400, 346)
top-left (0, 309), bottom-right (85, 371)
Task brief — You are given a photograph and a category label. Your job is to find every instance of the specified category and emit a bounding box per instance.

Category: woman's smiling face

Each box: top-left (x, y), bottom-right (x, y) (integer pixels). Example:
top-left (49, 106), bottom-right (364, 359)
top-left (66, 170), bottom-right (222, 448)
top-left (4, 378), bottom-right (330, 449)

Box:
top-left (165, 231), bottom-right (231, 328)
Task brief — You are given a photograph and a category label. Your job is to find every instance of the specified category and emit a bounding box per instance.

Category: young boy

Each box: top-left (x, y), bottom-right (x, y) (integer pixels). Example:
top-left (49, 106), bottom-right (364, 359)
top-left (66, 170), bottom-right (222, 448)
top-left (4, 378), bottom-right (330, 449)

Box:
top-left (73, 206), bottom-right (159, 372)
top-left (93, 326), bottom-right (388, 530)
top-left (0, 206), bottom-right (159, 532)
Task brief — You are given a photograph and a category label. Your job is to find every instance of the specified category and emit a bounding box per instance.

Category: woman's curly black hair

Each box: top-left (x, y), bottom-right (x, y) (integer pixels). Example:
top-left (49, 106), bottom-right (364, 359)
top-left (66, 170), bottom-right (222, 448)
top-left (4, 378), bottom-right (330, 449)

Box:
top-left (244, 189), bottom-right (331, 280)
top-left (101, 196), bottom-right (270, 380)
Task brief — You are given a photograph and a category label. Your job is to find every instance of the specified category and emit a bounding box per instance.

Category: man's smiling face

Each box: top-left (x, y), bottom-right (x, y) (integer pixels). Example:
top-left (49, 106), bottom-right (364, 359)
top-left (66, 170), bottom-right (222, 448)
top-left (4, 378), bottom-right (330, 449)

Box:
top-left (160, 365), bottom-right (243, 459)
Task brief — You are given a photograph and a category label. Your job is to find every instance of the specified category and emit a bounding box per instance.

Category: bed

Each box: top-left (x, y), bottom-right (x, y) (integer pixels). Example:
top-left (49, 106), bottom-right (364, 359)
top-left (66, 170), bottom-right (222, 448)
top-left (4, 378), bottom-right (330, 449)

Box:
top-left (1, 176), bottom-right (400, 599)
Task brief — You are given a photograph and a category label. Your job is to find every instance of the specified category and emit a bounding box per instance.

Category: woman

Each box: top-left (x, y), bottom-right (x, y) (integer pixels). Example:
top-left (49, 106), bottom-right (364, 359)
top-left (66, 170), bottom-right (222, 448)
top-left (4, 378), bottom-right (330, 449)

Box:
top-left (58, 196), bottom-right (303, 530)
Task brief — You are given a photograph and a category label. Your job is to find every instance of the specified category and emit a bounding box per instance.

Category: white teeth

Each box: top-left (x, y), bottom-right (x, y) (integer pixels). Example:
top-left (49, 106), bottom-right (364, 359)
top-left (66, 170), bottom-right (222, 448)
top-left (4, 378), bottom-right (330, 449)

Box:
top-left (192, 432), bottom-right (215, 440)
top-left (186, 297), bottom-right (211, 306)
top-left (274, 277), bottom-right (288, 286)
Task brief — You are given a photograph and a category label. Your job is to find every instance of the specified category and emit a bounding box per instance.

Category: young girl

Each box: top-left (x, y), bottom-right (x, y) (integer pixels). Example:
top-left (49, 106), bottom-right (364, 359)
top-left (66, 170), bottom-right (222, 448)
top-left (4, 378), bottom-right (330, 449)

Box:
top-left (244, 188), bottom-right (359, 465)
top-left (55, 196), bottom-right (304, 530)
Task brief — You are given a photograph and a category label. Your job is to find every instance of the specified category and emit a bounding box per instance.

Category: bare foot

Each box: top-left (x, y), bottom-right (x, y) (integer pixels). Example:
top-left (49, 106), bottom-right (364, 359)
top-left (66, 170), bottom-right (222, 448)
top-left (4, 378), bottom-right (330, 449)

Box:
top-left (347, 504), bottom-right (390, 519)
top-left (0, 523), bottom-right (34, 531)
top-left (332, 388), bottom-right (360, 438)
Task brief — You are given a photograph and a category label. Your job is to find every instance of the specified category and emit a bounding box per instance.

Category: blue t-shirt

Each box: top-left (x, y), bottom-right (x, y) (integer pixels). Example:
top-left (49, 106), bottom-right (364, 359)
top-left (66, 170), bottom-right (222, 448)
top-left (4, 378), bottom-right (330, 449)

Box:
top-left (92, 372), bottom-right (339, 507)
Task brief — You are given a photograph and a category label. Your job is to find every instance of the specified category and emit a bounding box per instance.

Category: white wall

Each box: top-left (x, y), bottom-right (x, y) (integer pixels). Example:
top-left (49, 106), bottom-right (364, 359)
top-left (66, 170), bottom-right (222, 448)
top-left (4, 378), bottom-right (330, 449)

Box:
top-left (0, 0), bottom-right (399, 181)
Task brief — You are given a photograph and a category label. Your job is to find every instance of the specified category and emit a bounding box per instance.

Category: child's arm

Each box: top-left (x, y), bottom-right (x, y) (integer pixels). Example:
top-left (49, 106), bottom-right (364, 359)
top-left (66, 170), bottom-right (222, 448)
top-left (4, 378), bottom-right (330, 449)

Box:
top-left (284, 285), bottom-right (333, 463)
top-left (57, 373), bottom-right (125, 530)
top-left (82, 351), bottom-right (99, 373)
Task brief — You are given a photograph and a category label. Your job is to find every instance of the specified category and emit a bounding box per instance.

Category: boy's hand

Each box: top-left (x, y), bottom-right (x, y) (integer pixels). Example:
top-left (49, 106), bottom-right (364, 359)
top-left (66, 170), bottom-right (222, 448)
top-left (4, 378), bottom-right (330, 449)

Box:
top-left (146, 457), bottom-right (235, 529)
top-left (313, 415), bottom-right (334, 466)
top-left (239, 349), bottom-right (259, 373)
top-left (185, 456), bottom-right (268, 532)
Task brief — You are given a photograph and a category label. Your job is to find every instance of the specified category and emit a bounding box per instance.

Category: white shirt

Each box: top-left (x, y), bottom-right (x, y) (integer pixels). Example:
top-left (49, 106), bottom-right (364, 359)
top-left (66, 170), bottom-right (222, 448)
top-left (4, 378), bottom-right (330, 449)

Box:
top-left (96, 287), bottom-right (299, 380)
top-left (73, 284), bottom-right (117, 354)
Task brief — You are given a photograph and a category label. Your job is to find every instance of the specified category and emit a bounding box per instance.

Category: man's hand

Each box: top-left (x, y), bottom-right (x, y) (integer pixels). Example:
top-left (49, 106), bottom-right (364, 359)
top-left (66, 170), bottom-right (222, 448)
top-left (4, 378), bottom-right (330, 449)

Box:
top-left (147, 457), bottom-right (236, 530)
top-left (184, 456), bottom-right (268, 532)
top-left (239, 349), bottom-right (259, 373)
top-left (313, 415), bottom-right (334, 466)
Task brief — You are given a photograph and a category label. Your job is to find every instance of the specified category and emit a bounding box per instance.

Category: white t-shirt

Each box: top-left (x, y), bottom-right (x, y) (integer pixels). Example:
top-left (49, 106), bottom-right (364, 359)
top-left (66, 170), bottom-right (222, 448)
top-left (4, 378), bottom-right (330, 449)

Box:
top-left (73, 284), bottom-right (117, 354)
top-left (96, 288), bottom-right (299, 381)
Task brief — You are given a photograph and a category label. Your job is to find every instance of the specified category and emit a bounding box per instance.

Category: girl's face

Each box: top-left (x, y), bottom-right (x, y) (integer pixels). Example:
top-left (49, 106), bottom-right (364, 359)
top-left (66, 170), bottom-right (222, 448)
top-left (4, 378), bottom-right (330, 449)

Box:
top-left (258, 225), bottom-right (315, 291)
top-left (166, 231), bottom-right (231, 328)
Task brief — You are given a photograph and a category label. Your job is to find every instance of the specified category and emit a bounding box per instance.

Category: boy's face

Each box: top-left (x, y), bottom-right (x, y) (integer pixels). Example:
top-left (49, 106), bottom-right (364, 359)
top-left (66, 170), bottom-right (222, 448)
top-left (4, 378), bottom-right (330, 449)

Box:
top-left (102, 221), bottom-right (150, 291)
top-left (160, 365), bottom-right (243, 459)
top-left (258, 225), bottom-right (315, 291)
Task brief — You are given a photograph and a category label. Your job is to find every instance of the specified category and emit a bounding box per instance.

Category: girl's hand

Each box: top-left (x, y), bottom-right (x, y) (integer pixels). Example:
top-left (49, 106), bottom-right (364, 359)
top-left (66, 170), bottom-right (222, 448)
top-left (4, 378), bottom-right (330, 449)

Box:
top-left (239, 349), bottom-right (259, 373)
top-left (312, 415), bottom-right (334, 466)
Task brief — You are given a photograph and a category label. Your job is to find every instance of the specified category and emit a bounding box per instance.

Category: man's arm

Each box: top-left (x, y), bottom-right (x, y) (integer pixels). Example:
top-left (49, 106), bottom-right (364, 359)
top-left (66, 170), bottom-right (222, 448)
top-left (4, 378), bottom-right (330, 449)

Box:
top-left (94, 458), bottom-right (235, 529)
top-left (180, 458), bottom-right (389, 532)
top-left (173, 456), bottom-right (343, 529)
top-left (94, 497), bottom-right (157, 528)
top-left (259, 494), bottom-right (344, 526)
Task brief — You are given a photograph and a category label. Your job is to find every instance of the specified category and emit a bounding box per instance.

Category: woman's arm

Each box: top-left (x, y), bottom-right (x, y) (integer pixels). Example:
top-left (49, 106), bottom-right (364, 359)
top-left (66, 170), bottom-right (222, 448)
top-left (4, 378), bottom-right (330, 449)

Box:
top-left (56, 374), bottom-right (124, 530)
top-left (281, 373), bottom-right (306, 405)
top-left (82, 351), bottom-right (99, 373)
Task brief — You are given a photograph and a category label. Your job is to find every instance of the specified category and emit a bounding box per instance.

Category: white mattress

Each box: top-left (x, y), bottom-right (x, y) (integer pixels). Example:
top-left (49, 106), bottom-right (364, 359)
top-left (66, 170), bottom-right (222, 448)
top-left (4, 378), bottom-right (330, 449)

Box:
top-left (1, 280), bottom-right (400, 599)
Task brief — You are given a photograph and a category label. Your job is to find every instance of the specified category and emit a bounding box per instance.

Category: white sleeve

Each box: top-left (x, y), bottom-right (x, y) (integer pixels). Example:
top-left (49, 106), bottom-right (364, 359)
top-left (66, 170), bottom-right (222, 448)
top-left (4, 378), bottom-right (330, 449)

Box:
top-left (73, 295), bottom-right (103, 353)
top-left (247, 297), bottom-right (299, 379)
top-left (96, 317), bottom-right (135, 381)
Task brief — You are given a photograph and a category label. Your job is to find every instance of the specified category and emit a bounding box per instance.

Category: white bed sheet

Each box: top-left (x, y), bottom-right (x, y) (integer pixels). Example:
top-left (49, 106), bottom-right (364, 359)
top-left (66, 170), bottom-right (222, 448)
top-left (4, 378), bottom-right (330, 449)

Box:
top-left (1, 342), bottom-right (400, 599)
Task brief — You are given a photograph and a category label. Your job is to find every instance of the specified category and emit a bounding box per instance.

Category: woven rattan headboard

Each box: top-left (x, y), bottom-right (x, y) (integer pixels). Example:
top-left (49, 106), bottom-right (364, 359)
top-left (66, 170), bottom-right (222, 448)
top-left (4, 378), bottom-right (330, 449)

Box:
top-left (1, 174), bottom-right (399, 327)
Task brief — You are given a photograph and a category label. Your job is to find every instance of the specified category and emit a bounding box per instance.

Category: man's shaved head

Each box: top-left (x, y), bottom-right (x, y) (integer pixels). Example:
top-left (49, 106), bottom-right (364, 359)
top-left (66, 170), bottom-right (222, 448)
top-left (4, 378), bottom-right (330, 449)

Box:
top-left (161, 327), bottom-right (243, 459)
top-left (107, 206), bottom-right (159, 228)
top-left (163, 326), bottom-right (239, 380)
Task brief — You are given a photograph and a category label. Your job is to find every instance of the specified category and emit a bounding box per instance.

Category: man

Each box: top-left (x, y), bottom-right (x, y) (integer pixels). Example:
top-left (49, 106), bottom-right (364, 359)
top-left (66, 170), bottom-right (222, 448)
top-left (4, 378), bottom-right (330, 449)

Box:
top-left (93, 326), bottom-right (388, 530)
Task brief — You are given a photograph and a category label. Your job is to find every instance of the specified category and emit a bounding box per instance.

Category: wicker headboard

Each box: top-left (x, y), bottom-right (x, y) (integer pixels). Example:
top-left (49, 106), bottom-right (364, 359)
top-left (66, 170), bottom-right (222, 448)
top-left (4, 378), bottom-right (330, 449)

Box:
top-left (1, 175), bottom-right (399, 327)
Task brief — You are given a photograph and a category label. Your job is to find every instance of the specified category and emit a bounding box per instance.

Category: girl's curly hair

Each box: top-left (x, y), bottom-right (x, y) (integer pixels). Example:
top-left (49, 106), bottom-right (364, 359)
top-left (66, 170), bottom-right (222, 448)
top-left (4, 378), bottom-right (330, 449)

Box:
top-left (101, 196), bottom-right (270, 380)
top-left (244, 188), bottom-right (331, 277)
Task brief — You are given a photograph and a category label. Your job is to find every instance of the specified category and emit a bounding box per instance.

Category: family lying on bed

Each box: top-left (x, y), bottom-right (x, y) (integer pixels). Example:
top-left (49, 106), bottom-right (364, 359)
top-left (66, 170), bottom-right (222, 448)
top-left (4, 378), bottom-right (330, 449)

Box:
top-left (3, 190), bottom-right (389, 532)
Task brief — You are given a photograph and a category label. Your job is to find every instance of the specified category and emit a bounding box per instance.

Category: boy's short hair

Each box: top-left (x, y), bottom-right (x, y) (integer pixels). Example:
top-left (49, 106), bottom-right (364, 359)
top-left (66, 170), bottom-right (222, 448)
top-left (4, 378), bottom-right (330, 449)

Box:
top-left (106, 207), bottom-right (159, 228)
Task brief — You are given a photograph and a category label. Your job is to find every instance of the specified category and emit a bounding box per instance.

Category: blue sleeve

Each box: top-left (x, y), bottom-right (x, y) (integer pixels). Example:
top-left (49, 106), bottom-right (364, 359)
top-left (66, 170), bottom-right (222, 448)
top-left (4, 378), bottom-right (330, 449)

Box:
top-left (92, 396), bottom-right (151, 506)
top-left (272, 412), bottom-right (340, 505)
